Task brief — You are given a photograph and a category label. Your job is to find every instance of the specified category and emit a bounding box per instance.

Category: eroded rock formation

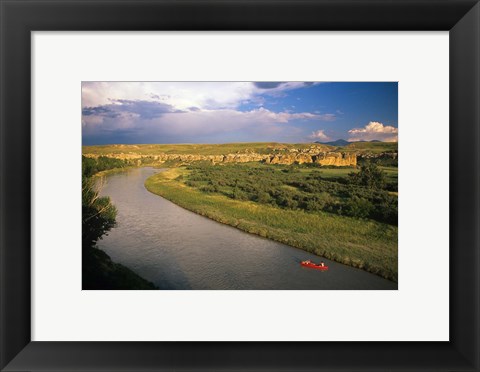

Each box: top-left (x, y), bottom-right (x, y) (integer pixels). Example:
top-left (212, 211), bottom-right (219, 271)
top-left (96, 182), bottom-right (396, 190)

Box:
top-left (84, 147), bottom-right (357, 167)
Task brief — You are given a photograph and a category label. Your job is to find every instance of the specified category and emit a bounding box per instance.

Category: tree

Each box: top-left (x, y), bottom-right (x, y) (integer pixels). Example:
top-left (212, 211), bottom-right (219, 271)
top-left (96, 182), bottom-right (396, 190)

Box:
top-left (82, 156), bottom-right (97, 178)
top-left (349, 162), bottom-right (386, 190)
top-left (344, 196), bottom-right (373, 219)
top-left (82, 175), bottom-right (117, 250)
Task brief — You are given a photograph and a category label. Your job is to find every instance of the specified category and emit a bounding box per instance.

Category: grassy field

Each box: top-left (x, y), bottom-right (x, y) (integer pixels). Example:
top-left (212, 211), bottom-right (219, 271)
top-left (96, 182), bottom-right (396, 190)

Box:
top-left (83, 142), bottom-right (334, 156)
top-left (145, 167), bottom-right (398, 282)
top-left (83, 142), bottom-right (397, 163)
top-left (300, 166), bottom-right (398, 183)
top-left (183, 161), bottom-right (398, 184)
top-left (339, 141), bottom-right (398, 154)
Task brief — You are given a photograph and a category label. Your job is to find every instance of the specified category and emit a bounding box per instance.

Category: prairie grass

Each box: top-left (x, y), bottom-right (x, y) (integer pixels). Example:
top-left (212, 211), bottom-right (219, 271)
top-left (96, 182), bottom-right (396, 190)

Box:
top-left (145, 168), bottom-right (398, 282)
top-left (83, 142), bottom-right (333, 156)
top-left (342, 142), bottom-right (398, 153)
top-left (314, 167), bottom-right (397, 183)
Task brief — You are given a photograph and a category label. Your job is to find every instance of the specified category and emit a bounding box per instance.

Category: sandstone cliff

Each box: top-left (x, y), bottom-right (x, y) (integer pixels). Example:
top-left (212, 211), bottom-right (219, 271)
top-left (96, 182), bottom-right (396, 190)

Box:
top-left (83, 145), bottom-right (357, 167)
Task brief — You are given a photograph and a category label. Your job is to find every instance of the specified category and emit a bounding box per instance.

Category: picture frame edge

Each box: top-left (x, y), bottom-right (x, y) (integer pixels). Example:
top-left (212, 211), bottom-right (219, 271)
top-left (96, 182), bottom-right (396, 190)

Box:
top-left (1, 0), bottom-right (479, 371)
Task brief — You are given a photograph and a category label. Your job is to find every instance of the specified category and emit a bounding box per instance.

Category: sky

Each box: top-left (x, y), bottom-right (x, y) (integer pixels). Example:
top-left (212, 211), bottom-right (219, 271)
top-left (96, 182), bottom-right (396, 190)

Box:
top-left (82, 82), bottom-right (398, 145)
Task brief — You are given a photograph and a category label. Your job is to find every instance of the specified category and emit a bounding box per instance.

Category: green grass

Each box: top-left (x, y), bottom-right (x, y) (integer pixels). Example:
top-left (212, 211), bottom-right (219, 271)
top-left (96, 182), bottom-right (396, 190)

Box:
top-left (339, 142), bottom-right (398, 153)
top-left (379, 166), bottom-right (398, 181)
top-left (83, 142), bottom-right (334, 156)
top-left (145, 168), bottom-right (398, 282)
top-left (190, 161), bottom-right (398, 190)
top-left (316, 167), bottom-right (398, 183)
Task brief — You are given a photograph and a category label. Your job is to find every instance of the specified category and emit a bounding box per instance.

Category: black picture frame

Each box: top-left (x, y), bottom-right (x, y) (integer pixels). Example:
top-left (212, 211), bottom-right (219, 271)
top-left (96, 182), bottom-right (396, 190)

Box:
top-left (1, 0), bottom-right (479, 371)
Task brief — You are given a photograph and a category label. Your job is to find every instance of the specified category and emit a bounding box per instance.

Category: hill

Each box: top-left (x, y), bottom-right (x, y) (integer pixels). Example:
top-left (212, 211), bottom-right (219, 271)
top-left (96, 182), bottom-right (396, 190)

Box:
top-left (82, 142), bottom-right (334, 156)
top-left (82, 143), bottom-right (358, 167)
top-left (340, 141), bottom-right (398, 154)
top-left (315, 139), bottom-right (350, 146)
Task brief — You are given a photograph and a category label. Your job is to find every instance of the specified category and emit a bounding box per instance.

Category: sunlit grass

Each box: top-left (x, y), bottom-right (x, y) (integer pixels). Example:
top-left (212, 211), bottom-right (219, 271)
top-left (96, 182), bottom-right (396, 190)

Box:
top-left (145, 168), bottom-right (398, 282)
top-left (83, 142), bottom-right (334, 156)
top-left (342, 142), bottom-right (398, 153)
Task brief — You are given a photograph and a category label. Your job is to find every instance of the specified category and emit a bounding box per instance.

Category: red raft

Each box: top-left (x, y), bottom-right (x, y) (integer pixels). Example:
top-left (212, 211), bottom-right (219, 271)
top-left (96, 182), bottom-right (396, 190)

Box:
top-left (301, 261), bottom-right (329, 270)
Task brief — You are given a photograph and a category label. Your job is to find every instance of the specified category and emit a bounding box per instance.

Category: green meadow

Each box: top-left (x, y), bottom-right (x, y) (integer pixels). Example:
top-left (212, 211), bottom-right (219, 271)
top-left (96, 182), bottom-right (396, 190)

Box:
top-left (299, 166), bottom-right (397, 182)
top-left (145, 166), bottom-right (398, 282)
top-left (83, 142), bottom-right (334, 156)
top-left (82, 141), bottom-right (397, 157)
top-left (341, 141), bottom-right (398, 153)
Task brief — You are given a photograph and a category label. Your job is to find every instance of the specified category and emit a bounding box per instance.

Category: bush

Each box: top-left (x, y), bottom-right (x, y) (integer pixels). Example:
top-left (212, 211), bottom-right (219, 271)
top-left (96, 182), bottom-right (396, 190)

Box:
top-left (343, 196), bottom-right (374, 219)
top-left (349, 162), bottom-right (386, 190)
top-left (183, 163), bottom-right (397, 225)
top-left (82, 176), bottom-right (117, 250)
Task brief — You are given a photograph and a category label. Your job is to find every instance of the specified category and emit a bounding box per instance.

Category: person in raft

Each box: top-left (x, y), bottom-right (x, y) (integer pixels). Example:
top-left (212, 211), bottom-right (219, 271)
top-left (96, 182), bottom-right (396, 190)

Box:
top-left (320, 261), bottom-right (325, 267)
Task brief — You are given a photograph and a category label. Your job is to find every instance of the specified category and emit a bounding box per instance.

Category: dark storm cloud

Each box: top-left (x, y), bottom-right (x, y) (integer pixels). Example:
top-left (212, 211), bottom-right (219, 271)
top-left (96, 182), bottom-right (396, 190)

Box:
top-left (82, 127), bottom-right (144, 145)
top-left (82, 99), bottom-right (183, 120)
top-left (253, 82), bottom-right (285, 89)
top-left (82, 106), bottom-right (122, 118)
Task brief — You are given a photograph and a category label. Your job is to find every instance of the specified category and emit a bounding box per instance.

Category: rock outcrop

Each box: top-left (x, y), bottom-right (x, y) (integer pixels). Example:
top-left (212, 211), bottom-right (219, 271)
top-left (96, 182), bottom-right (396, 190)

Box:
top-left (358, 152), bottom-right (397, 161)
top-left (314, 152), bottom-right (357, 167)
top-left (84, 147), bottom-right (357, 167)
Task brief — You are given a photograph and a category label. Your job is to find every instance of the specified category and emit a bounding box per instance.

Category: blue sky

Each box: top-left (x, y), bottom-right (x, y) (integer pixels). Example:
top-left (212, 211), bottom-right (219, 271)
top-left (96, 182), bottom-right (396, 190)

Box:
top-left (82, 82), bottom-right (398, 145)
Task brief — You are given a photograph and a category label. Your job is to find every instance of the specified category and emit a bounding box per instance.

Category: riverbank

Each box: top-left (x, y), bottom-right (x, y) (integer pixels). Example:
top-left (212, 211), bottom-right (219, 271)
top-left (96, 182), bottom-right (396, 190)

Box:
top-left (82, 156), bottom-right (158, 290)
top-left (93, 166), bottom-right (140, 179)
top-left (83, 247), bottom-right (157, 290)
top-left (144, 168), bottom-right (398, 282)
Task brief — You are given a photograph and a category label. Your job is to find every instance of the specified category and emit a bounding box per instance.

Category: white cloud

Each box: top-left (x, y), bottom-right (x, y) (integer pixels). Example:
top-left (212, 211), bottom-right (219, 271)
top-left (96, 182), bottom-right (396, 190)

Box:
top-left (309, 130), bottom-right (331, 141)
top-left (348, 121), bottom-right (398, 142)
top-left (81, 82), bottom-right (334, 144)
top-left (82, 82), bottom-right (322, 111)
top-left (209, 107), bottom-right (329, 124)
top-left (82, 106), bottom-right (333, 144)
top-left (82, 82), bottom-right (257, 110)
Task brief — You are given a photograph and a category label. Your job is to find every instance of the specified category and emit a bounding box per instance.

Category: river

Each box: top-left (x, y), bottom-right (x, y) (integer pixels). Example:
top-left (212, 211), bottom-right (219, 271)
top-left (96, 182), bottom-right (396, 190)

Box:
top-left (97, 167), bottom-right (397, 290)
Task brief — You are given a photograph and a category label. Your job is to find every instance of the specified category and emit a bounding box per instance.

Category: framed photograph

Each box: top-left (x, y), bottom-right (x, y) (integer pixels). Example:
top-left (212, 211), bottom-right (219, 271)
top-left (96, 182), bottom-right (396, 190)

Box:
top-left (80, 80), bottom-right (399, 291)
top-left (1, 0), bottom-right (479, 371)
